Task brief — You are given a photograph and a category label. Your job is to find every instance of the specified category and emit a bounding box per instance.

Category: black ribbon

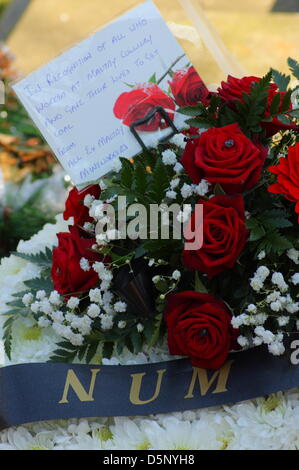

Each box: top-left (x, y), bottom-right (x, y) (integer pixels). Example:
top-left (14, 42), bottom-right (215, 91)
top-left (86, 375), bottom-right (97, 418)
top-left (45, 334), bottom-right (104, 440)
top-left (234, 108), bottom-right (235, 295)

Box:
top-left (0, 337), bottom-right (299, 431)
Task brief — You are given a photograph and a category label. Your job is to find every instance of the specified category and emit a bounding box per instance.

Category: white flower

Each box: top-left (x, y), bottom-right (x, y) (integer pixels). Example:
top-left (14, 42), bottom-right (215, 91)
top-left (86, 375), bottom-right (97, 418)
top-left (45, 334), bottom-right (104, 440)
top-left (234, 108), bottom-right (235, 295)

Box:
top-left (180, 183), bottom-right (193, 199)
top-left (83, 222), bottom-right (94, 233)
top-left (114, 301), bottom-right (127, 313)
top-left (30, 302), bottom-right (40, 314)
top-left (286, 303), bottom-right (299, 314)
top-left (39, 299), bottom-right (53, 315)
top-left (237, 336), bottom-right (249, 347)
top-left (172, 270), bottom-right (181, 281)
top-left (194, 179), bottom-right (210, 196)
top-left (272, 272), bottom-right (288, 292)
top-left (165, 190), bottom-right (177, 199)
top-left (268, 341), bottom-right (285, 356)
top-left (79, 258), bottom-right (90, 272)
top-left (173, 162), bottom-right (184, 173)
top-left (118, 321), bottom-right (127, 329)
top-left (87, 304), bottom-right (100, 319)
top-left (22, 293), bottom-right (33, 307)
top-left (137, 323), bottom-right (144, 333)
top-left (247, 304), bottom-right (257, 313)
top-left (256, 266), bottom-right (270, 281)
top-left (51, 310), bottom-right (64, 323)
top-left (49, 291), bottom-right (62, 306)
top-left (83, 194), bottom-right (95, 208)
top-left (38, 316), bottom-right (51, 328)
top-left (170, 178), bottom-right (180, 189)
top-left (277, 316), bottom-right (289, 327)
top-left (162, 149), bottom-right (177, 165)
top-left (291, 273), bottom-right (299, 285)
top-left (67, 297), bottom-right (80, 310)
top-left (287, 248), bottom-right (299, 264)
top-left (270, 301), bottom-right (282, 312)
top-left (257, 250), bottom-right (266, 260)
top-left (36, 290), bottom-right (46, 300)
top-left (170, 133), bottom-right (187, 149)
top-left (100, 314), bottom-right (114, 330)
top-left (89, 288), bottom-right (102, 304)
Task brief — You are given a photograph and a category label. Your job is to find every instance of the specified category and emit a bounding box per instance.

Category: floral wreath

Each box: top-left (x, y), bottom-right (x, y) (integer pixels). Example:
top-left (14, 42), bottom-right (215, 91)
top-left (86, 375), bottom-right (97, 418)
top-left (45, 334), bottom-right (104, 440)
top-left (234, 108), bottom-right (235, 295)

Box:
top-left (4, 58), bottom-right (299, 374)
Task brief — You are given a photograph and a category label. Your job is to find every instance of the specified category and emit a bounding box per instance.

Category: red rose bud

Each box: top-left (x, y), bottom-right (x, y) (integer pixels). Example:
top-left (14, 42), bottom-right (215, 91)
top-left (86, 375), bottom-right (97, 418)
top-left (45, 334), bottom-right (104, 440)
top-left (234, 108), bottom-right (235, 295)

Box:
top-left (218, 75), bottom-right (299, 137)
top-left (113, 84), bottom-right (176, 131)
top-left (165, 291), bottom-right (238, 370)
top-left (183, 194), bottom-right (249, 279)
top-left (268, 142), bottom-right (299, 222)
top-left (169, 66), bottom-right (210, 107)
top-left (51, 226), bottom-right (106, 295)
top-left (181, 123), bottom-right (268, 194)
top-left (63, 185), bottom-right (101, 227)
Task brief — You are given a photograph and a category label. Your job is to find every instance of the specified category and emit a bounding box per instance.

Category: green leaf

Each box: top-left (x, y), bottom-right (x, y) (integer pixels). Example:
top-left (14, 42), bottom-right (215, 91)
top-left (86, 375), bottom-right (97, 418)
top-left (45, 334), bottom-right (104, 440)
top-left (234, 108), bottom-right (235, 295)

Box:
top-left (3, 316), bottom-right (14, 360)
top-left (120, 158), bottom-right (134, 189)
top-left (133, 161), bottom-right (147, 195)
top-left (149, 158), bottom-right (169, 203)
top-left (149, 313), bottom-right (163, 347)
top-left (277, 114), bottom-right (291, 125)
top-left (288, 57), bottom-right (299, 80)
top-left (281, 89), bottom-right (292, 112)
top-left (288, 109), bottom-right (299, 119)
top-left (258, 231), bottom-right (292, 254)
top-left (249, 225), bottom-right (266, 241)
top-left (130, 329), bottom-right (142, 353)
top-left (194, 272), bottom-right (208, 293)
top-left (271, 68), bottom-right (291, 92)
top-left (213, 183), bottom-right (226, 195)
top-left (185, 118), bottom-right (210, 129)
top-left (270, 92), bottom-right (282, 115)
top-left (24, 277), bottom-right (53, 293)
top-left (177, 105), bottom-right (204, 117)
top-left (148, 73), bottom-right (157, 83)
top-left (11, 247), bottom-right (52, 268)
top-left (102, 342), bottom-right (114, 359)
top-left (86, 342), bottom-right (99, 363)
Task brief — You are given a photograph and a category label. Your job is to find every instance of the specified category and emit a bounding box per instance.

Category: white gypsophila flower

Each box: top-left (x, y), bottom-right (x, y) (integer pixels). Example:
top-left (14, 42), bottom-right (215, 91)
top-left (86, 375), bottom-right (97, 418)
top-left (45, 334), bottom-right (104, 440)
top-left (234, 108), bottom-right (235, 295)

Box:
top-left (67, 297), bottom-right (80, 310)
top-left (257, 251), bottom-right (266, 260)
top-left (148, 259), bottom-right (155, 267)
top-left (172, 270), bottom-right (181, 281)
top-left (253, 336), bottom-right (263, 346)
top-left (255, 313), bottom-right (268, 324)
top-left (170, 133), bottom-right (187, 149)
top-left (114, 301), bottom-right (127, 313)
top-left (250, 277), bottom-right (264, 292)
top-left (256, 266), bottom-right (270, 281)
top-left (100, 314), bottom-right (114, 331)
top-left (30, 302), bottom-right (40, 314)
top-left (286, 303), bottom-right (299, 314)
top-left (268, 341), bottom-right (285, 356)
top-left (270, 301), bottom-right (282, 312)
top-left (165, 190), bottom-right (177, 199)
top-left (137, 323), bottom-right (144, 333)
top-left (287, 248), bottom-right (299, 264)
top-left (266, 291), bottom-right (281, 303)
top-left (170, 178), bottom-right (180, 189)
top-left (162, 149), bottom-right (177, 165)
top-left (291, 273), bottom-right (299, 285)
top-left (272, 272), bottom-right (288, 293)
top-left (102, 291), bottom-right (113, 304)
top-left (51, 310), bottom-right (64, 323)
top-left (180, 183), bottom-right (193, 199)
top-left (194, 179), bottom-right (210, 196)
top-left (87, 304), bottom-right (100, 319)
top-left (37, 317), bottom-right (51, 329)
top-left (118, 321), bottom-right (127, 329)
top-left (89, 288), bottom-right (102, 304)
top-left (237, 336), bottom-right (249, 347)
top-left (231, 316), bottom-right (243, 328)
top-left (247, 304), bottom-right (257, 313)
top-left (83, 194), bottom-right (95, 208)
top-left (69, 332), bottom-right (84, 347)
top-left (36, 290), bottom-right (46, 300)
top-left (173, 162), bottom-right (184, 174)
top-left (39, 299), bottom-right (53, 315)
top-left (49, 291), bottom-right (61, 306)
top-left (277, 316), bottom-right (289, 327)
top-left (22, 293), bottom-right (33, 307)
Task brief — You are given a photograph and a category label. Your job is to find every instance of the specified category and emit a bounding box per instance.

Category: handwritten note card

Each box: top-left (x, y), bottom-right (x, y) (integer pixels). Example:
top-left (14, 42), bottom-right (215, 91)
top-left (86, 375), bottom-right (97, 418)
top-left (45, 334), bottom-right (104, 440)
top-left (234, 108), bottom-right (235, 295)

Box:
top-left (13, 1), bottom-right (191, 187)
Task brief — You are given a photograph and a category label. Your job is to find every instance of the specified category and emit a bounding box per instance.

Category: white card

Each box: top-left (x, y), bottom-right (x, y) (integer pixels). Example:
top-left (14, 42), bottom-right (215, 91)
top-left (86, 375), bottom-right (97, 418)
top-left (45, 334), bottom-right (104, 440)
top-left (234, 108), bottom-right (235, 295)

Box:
top-left (13, 1), bottom-right (192, 187)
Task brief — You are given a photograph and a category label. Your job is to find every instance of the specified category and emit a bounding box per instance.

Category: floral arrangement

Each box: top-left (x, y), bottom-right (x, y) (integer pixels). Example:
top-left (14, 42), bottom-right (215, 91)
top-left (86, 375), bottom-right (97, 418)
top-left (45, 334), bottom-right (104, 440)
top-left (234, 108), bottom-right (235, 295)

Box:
top-left (3, 57), bottom-right (299, 373)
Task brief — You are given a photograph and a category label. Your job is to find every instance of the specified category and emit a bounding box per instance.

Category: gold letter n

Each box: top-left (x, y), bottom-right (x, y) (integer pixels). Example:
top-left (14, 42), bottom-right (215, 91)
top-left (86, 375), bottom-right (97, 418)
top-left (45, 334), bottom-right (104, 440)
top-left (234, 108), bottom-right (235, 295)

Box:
top-left (59, 368), bottom-right (100, 404)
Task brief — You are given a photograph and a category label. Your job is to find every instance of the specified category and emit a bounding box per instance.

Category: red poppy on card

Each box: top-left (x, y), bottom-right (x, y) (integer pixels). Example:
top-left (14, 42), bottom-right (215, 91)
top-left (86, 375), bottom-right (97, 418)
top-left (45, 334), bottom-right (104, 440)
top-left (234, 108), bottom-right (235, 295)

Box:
top-left (113, 84), bottom-right (176, 132)
top-left (169, 66), bottom-right (210, 107)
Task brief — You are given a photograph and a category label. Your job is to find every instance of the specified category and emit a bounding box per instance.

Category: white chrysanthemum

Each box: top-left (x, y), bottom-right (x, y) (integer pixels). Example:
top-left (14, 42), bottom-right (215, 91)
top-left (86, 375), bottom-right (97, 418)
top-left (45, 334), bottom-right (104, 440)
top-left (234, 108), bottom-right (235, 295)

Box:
top-left (0, 427), bottom-right (55, 450)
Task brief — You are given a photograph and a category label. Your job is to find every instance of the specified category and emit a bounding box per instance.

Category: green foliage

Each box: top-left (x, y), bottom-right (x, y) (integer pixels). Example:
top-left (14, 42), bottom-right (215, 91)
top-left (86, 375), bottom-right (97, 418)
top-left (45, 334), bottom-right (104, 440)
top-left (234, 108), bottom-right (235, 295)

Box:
top-left (271, 69), bottom-right (291, 92)
top-left (3, 316), bottom-right (14, 359)
top-left (288, 57), bottom-right (299, 81)
top-left (11, 247), bottom-right (52, 269)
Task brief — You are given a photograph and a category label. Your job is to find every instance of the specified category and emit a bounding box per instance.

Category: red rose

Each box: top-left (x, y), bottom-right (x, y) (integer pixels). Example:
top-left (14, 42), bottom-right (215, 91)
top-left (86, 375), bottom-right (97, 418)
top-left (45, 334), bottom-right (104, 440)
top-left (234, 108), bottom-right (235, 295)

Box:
top-left (268, 143), bottom-right (299, 222)
top-left (63, 185), bottom-right (101, 227)
top-left (181, 123), bottom-right (267, 194)
top-left (165, 291), bottom-right (238, 370)
top-left (218, 75), bottom-right (298, 137)
top-left (113, 84), bottom-right (176, 132)
top-left (183, 194), bottom-right (249, 278)
top-left (51, 226), bottom-right (105, 295)
top-left (169, 66), bottom-right (210, 107)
